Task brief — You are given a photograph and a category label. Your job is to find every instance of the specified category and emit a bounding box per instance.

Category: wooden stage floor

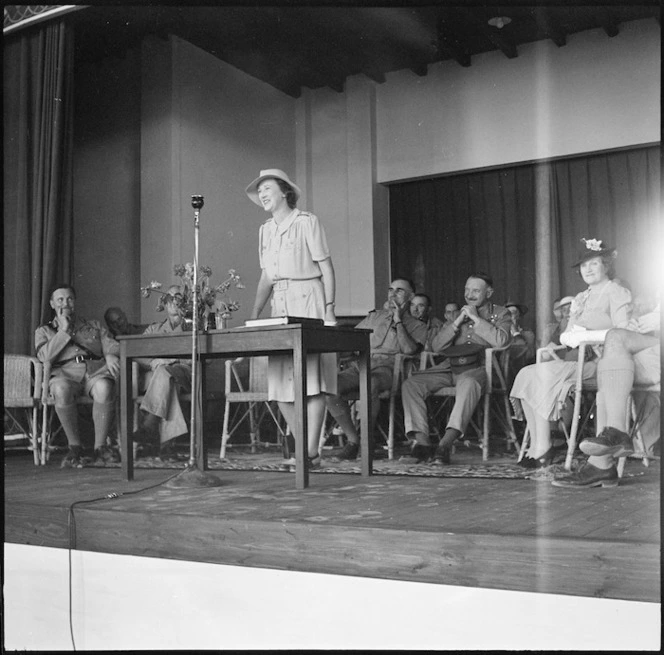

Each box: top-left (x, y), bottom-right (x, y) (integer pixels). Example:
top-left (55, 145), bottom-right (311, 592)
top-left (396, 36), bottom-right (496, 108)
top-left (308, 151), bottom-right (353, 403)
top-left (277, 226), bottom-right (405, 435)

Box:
top-left (4, 451), bottom-right (660, 604)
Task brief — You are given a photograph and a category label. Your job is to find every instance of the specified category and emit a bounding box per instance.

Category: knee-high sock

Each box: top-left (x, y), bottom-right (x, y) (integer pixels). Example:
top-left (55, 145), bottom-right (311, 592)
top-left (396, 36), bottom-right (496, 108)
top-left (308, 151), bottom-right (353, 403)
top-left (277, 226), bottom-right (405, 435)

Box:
top-left (326, 397), bottom-right (359, 444)
top-left (55, 403), bottom-right (80, 447)
top-left (440, 428), bottom-right (462, 448)
top-left (93, 400), bottom-right (115, 449)
top-left (596, 355), bottom-right (634, 433)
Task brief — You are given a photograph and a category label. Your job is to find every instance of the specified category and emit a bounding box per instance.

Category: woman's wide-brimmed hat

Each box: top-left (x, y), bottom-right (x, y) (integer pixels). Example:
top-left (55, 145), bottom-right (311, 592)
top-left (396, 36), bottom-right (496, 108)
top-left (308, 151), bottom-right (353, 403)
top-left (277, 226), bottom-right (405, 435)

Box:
top-left (245, 169), bottom-right (302, 207)
top-left (572, 238), bottom-right (617, 267)
top-left (504, 299), bottom-right (528, 315)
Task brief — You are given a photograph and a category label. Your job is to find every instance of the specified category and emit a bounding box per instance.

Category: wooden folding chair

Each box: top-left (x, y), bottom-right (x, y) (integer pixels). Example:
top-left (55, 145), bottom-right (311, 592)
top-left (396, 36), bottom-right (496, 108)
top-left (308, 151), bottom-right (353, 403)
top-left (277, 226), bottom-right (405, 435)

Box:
top-left (130, 359), bottom-right (226, 459)
top-left (320, 353), bottom-right (419, 460)
top-left (616, 382), bottom-right (660, 477)
top-left (517, 343), bottom-right (600, 468)
top-left (40, 360), bottom-right (96, 465)
top-left (381, 353), bottom-right (420, 459)
top-left (4, 354), bottom-right (43, 465)
top-left (564, 340), bottom-right (604, 470)
top-left (219, 357), bottom-right (289, 459)
top-left (517, 345), bottom-right (565, 463)
top-left (484, 346), bottom-right (520, 457)
top-left (422, 345), bottom-right (517, 461)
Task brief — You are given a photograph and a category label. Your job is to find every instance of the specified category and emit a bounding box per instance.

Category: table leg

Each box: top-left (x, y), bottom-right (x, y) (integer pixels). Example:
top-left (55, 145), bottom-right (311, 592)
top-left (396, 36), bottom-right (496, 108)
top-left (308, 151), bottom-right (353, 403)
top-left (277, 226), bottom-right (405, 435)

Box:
top-left (293, 339), bottom-right (308, 489)
top-left (358, 346), bottom-right (373, 477)
top-left (121, 348), bottom-right (133, 480)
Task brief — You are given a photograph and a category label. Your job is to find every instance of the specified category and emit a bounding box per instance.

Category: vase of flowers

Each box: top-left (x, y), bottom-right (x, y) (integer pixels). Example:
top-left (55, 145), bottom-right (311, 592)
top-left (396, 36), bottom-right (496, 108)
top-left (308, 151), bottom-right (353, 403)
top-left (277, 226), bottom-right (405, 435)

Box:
top-left (141, 264), bottom-right (244, 331)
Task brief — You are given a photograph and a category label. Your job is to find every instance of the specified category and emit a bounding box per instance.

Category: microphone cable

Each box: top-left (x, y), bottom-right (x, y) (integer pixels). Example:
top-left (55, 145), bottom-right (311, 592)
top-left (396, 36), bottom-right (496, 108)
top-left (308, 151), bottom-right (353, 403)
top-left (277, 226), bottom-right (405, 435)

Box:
top-left (67, 470), bottom-right (182, 650)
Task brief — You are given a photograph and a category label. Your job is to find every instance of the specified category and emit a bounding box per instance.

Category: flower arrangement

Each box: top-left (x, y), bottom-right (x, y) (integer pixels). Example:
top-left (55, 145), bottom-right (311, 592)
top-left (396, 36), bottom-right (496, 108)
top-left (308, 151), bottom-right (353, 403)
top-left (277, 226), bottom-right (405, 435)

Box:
top-left (141, 264), bottom-right (244, 325)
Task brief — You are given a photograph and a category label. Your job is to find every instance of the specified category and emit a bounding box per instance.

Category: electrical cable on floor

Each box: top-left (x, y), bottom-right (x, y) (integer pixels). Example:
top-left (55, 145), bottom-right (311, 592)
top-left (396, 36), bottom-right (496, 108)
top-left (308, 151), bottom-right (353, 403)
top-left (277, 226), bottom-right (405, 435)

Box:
top-left (67, 469), bottom-right (182, 651)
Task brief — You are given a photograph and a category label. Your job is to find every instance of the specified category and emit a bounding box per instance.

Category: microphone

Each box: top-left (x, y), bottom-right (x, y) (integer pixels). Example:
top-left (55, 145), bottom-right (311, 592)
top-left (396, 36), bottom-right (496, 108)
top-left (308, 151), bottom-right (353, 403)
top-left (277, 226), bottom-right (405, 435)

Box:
top-left (191, 195), bottom-right (204, 210)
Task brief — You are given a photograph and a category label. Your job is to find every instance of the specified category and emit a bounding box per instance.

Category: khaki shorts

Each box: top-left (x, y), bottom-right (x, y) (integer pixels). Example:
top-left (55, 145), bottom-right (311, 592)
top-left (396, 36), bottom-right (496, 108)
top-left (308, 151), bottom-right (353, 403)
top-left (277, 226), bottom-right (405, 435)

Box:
top-left (634, 344), bottom-right (661, 387)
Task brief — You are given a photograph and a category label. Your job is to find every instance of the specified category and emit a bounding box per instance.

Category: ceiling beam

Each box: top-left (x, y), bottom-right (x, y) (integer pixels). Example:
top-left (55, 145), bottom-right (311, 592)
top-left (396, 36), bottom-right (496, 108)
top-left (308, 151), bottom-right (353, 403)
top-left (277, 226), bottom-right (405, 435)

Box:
top-left (327, 79), bottom-right (346, 93)
top-left (211, 6), bottom-right (355, 95)
top-left (282, 85), bottom-right (302, 99)
top-left (483, 24), bottom-right (518, 59)
top-left (457, 8), bottom-right (518, 60)
top-left (532, 9), bottom-right (567, 47)
top-left (364, 70), bottom-right (386, 84)
top-left (436, 16), bottom-right (472, 67)
top-left (599, 9), bottom-right (620, 38)
top-left (410, 64), bottom-right (428, 77)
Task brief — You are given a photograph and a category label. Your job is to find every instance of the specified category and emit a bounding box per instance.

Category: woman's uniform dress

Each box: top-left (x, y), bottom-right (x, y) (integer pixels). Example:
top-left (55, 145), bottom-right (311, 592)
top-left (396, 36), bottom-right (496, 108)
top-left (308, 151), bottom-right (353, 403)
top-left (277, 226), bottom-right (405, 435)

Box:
top-left (259, 208), bottom-right (337, 401)
top-left (510, 280), bottom-right (631, 421)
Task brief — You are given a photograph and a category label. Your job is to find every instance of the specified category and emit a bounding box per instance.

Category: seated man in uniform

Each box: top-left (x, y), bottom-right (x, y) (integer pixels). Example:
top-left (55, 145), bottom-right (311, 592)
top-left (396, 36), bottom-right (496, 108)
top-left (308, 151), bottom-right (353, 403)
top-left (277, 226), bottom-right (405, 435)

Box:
top-left (35, 283), bottom-right (120, 467)
top-left (104, 306), bottom-right (149, 338)
top-left (553, 298), bottom-right (660, 488)
top-left (326, 278), bottom-right (428, 460)
top-left (442, 302), bottom-right (461, 328)
top-left (400, 272), bottom-right (512, 464)
top-left (133, 285), bottom-right (192, 460)
top-left (410, 293), bottom-right (444, 351)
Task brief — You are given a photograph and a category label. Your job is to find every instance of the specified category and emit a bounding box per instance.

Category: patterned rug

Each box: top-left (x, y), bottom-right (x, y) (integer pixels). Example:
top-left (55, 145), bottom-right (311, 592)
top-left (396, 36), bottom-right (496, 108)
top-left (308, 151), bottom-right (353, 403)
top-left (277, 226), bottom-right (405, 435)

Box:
top-left (70, 445), bottom-right (542, 479)
top-left (47, 442), bottom-right (654, 480)
top-left (50, 447), bottom-right (655, 481)
top-left (207, 452), bottom-right (534, 479)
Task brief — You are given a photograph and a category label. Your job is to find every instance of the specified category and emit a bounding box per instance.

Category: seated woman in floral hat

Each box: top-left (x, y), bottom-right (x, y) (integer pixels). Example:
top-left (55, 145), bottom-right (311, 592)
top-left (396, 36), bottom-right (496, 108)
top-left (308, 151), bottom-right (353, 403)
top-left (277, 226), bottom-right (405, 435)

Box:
top-left (510, 238), bottom-right (632, 468)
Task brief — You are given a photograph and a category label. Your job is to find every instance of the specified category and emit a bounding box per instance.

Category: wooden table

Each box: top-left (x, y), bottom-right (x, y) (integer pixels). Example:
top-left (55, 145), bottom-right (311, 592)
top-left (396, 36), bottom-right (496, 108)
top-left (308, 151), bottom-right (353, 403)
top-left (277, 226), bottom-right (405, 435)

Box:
top-left (117, 324), bottom-right (372, 489)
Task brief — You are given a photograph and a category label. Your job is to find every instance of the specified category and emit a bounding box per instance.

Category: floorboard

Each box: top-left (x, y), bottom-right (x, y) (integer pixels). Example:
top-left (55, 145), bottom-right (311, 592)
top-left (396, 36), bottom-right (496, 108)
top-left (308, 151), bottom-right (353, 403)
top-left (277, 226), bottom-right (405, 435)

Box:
top-left (4, 452), bottom-right (660, 603)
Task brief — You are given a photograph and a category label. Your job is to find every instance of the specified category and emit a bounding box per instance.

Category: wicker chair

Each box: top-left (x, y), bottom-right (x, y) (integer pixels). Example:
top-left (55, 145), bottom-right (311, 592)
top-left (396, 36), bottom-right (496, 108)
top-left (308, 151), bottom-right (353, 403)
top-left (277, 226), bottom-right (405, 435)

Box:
top-left (4, 354), bottom-right (43, 465)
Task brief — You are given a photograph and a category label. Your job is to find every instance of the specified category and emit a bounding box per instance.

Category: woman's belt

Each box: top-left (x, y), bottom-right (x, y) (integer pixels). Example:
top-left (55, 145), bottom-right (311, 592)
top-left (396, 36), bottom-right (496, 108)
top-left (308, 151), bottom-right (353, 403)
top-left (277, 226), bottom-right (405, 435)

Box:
top-left (53, 353), bottom-right (103, 367)
top-left (272, 277), bottom-right (320, 291)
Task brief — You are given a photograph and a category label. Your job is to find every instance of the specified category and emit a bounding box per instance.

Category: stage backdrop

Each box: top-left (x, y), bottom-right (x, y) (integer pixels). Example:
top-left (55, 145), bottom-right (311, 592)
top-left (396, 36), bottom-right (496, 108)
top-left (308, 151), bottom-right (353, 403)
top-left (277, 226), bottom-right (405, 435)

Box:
top-left (389, 145), bottom-right (661, 337)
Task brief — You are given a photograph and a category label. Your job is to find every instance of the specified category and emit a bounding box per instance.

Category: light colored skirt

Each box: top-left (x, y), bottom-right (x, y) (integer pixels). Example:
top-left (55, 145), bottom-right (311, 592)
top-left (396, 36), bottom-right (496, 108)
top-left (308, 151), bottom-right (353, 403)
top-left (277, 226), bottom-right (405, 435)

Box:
top-left (267, 277), bottom-right (337, 402)
top-left (510, 359), bottom-right (598, 422)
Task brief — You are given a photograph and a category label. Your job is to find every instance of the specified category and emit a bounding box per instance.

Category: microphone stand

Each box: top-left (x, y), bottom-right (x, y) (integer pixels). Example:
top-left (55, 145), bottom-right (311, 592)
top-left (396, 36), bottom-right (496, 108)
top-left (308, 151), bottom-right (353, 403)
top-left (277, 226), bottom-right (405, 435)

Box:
top-left (166, 195), bottom-right (222, 488)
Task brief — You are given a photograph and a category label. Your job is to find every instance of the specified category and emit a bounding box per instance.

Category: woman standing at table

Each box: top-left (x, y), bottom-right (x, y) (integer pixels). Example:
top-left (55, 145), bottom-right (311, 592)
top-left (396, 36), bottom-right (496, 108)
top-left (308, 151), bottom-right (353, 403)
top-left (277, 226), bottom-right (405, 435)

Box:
top-left (246, 169), bottom-right (337, 469)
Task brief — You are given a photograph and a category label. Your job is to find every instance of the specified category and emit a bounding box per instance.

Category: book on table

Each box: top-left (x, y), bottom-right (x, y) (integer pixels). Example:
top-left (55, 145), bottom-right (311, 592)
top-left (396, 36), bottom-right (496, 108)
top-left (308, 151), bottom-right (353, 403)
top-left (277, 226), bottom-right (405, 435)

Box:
top-left (243, 316), bottom-right (325, 328)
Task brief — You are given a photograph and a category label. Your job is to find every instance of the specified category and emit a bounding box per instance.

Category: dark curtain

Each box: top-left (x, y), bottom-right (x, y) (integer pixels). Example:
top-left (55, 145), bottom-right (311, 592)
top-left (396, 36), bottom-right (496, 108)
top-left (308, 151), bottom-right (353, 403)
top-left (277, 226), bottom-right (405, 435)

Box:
top-left (547, 147), bottom-right (661, 300)
top-left (3, 21), bottom-right (75, 355)
top-left (389, 164), bottom-right (537, 321)
top-left (389, 146), bottom-right (660, 332)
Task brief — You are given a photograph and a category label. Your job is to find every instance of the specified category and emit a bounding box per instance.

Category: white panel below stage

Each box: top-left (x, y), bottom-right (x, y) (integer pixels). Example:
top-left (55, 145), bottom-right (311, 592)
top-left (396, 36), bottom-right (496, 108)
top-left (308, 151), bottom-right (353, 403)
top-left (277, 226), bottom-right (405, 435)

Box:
top-left (4, 543), bottom-right (661, 651)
